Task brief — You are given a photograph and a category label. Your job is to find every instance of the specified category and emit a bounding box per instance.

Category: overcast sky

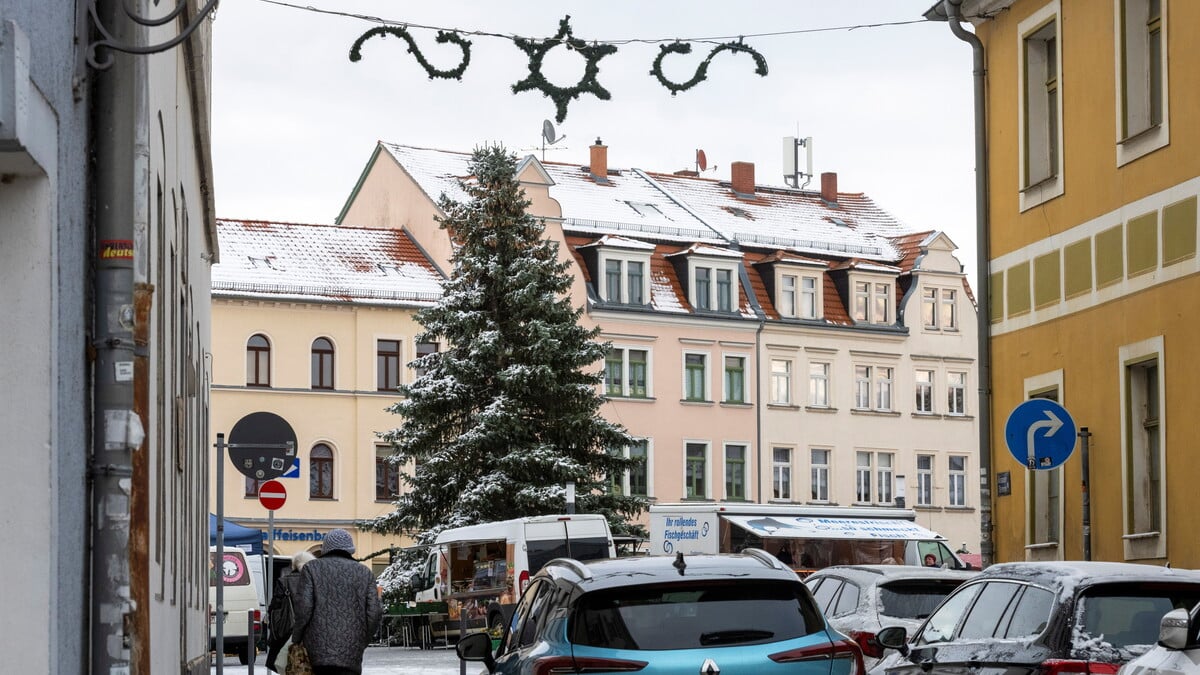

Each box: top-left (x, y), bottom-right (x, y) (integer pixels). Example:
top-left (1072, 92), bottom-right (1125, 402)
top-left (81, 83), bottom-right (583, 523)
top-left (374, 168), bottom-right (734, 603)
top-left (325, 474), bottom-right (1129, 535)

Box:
top-left (211, 0), bottom-right (980, 284)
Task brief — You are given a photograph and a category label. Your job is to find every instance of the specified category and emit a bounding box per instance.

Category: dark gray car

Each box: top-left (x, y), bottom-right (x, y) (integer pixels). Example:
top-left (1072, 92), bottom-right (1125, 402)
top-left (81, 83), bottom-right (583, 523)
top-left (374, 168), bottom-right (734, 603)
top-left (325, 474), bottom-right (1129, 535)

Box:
top-left (872, 561), bottom-right (1200, 675)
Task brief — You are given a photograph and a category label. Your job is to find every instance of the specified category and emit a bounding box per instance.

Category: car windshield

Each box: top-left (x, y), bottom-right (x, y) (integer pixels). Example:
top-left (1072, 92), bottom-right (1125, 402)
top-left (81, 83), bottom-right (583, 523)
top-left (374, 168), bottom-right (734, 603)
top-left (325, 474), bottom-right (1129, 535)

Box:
top-left (880, 580), bottom-right (966, 620)
top-left (569, 579), bottom-right (824, 650)
top-left (1075, 583), bottom-right (1200, 657)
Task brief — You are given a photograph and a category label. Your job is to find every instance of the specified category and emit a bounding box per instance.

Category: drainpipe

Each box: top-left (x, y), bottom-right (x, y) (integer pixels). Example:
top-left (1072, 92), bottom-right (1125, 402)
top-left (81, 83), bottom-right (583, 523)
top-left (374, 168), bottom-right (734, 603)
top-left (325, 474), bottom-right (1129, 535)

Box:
top-left (944, 0), bottom-right (993, 568)
top-left (89, 1), bottom-right (146, 672)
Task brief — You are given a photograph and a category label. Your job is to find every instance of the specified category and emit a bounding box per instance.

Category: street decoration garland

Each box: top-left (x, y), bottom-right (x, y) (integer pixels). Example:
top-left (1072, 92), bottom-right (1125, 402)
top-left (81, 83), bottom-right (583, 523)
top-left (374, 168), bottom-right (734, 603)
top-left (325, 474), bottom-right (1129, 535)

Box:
top-left (510, 16), bottom-right (618, 124)
top-left (349, 25), bottom-right (472, 80)
top-left (348, 16), bottom-right (768, 121)
top-left (651, 40), bottom-right (769, 96)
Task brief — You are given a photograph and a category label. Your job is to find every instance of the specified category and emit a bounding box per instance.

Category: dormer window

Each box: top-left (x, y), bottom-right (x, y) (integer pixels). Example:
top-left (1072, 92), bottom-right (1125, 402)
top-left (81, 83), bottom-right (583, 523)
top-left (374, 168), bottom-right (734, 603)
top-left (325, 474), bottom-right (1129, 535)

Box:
top-left (921, 286), bottom-right (959, 331)
top-left (691, 264), bottom-right (737, 312)
top-left (852, 278), bottom-right (893, 325)
top-left (598, 252), bottom-right (650, 305)
top-left (778, 272), bottom-right (821, 320)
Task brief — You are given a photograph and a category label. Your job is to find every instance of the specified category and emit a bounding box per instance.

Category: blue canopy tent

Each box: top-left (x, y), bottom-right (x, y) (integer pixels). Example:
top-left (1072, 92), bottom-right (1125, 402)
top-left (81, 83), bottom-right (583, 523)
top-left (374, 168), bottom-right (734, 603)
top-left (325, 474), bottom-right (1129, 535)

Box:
top-left (208, 513), bottom-right (264, 555)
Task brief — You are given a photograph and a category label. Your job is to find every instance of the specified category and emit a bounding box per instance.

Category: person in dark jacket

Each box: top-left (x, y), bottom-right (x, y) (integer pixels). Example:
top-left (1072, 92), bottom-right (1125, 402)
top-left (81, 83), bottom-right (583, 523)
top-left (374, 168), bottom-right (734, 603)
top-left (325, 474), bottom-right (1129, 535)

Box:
top-left (266, 550), bottom-right (315, 673)
top-left (292, 529), bottom-right (383, 675)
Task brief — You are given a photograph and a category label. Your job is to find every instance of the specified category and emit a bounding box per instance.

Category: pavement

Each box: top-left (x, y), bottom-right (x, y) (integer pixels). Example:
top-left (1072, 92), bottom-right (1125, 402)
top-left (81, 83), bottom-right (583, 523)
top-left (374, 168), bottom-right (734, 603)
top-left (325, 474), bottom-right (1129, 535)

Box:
top-left (211, 645), bottom-right (469, 675)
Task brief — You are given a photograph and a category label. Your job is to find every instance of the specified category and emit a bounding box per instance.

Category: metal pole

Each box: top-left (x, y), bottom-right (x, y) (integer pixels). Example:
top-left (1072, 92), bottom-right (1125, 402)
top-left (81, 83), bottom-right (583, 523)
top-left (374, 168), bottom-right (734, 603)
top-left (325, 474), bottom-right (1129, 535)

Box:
top-left (247, 609), bottom-right (256, 674)
top-left (216, 433), bottom-right (225, 675)
top-left (267, 509), bottom-right (275, 616)
top-left (1079, 427), bottom-right (1092, 561)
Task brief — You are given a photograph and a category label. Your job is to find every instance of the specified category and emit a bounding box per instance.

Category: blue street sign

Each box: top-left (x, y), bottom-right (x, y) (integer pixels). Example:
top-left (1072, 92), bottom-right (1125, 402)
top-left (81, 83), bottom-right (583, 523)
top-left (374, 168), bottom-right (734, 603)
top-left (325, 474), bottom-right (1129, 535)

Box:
top-left (1005, 399), bottom-right (1077, 470)
top-left (280, 457), bottom-right (300, 479)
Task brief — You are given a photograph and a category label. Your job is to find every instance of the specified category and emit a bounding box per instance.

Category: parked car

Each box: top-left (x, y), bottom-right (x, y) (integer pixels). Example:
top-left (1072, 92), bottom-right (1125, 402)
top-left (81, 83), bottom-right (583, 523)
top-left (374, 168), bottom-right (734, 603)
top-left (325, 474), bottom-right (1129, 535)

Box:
top-left (805, 565), bottom-right (978, 669)
top-left (872, 562), bottom-right (1200, 675)
top-left (1118, 601), bottom-right (1200, 675)
top-left (457, 549), bottom-right (865, 675)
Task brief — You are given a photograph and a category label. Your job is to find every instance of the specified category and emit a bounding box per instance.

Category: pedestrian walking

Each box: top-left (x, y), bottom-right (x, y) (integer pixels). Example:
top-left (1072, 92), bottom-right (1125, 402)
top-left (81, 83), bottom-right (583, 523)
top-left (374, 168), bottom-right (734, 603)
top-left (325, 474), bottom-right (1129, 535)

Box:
top-left (291, 529), bottom-right (383, 675)
top-left (266, 550), bottom-right (315, 673)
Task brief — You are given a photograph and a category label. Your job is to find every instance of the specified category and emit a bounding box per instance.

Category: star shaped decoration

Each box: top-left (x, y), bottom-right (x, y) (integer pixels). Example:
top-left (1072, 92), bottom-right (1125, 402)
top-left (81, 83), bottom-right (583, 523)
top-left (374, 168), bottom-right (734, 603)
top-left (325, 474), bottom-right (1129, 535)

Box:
top-left (511, 16), bottom-right (618, 123)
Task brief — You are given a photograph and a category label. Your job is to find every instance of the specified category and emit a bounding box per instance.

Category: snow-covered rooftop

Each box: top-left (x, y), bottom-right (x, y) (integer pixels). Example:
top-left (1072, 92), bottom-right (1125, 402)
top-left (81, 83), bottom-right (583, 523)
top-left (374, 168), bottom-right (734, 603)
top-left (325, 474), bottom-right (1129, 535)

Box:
top-left (213, 219), bottom-right (444, 306)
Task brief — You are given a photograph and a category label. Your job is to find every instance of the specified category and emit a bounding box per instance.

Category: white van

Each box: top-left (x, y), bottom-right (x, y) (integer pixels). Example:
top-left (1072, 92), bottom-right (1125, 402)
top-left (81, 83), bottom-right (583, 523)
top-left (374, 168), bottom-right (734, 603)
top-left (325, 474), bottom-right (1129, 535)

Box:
top-left (209, 548), bottom-right (263, 665)
top-left (411, 514), bottom-right (615, 636)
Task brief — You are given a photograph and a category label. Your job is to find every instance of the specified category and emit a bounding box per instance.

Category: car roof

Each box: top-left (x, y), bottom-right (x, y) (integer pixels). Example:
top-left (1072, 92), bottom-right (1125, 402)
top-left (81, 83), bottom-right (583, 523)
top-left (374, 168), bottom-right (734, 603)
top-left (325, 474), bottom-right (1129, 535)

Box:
top-left (540, 551), bottom-right (801, 592)
top-left (974, 561), bottom-right (1200, 598)
top-left (808, 564), bottom-right (978, 584)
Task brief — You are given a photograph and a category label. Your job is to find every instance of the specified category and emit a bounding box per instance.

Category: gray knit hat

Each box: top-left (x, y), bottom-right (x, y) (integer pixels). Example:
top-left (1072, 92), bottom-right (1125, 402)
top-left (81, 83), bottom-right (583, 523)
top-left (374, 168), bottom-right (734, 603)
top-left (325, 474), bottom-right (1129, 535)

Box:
top-left (322, 528), bottom-right (356, 556)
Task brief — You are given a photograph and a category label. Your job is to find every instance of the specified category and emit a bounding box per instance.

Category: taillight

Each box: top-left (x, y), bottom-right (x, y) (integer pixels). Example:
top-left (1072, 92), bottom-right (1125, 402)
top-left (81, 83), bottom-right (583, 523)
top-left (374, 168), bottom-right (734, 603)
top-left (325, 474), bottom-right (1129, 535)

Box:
top-left (1043, 660), bottom-right (1121, 675)
top-left (519, 570), bottom-right (530, 595)
top-left (848, 630), bottom-right (884, 659)
top-left (769, 639), bottom-right (866, 675)
top-left (531, 655), bottom-right (647, 675)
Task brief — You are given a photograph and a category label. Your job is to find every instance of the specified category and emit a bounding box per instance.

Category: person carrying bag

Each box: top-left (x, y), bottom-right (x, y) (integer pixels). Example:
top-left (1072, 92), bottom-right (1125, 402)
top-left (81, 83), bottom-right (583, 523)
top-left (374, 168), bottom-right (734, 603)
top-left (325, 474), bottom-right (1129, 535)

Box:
top-left (266, 551), bottom-right (315, 674)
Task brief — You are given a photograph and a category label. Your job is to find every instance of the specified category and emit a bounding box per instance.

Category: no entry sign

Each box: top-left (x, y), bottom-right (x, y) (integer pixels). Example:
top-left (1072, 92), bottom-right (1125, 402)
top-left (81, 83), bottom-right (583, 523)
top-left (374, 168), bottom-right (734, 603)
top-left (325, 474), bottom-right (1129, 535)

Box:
top-left (259, 480), bottom-right (287, 511)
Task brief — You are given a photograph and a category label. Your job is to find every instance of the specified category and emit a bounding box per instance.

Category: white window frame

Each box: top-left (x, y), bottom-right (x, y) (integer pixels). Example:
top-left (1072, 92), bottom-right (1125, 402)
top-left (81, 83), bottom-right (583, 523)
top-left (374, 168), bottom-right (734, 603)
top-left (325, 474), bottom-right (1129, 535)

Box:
top-left (779, 274), bottom-right (797, 317)
top-left (921, 287), bottom-right (938, 329)
top-left (724, 442), bottom-right (750, 501)
top-left (688, 258), bottom-right (740, 313)
top-left (605, 346), bottom-right (652, 398)
top-left (770, 358), bottom-right (792, 405)
top-left (1119, 335), bottom-right (1166, 560)
top-left (1024, 370), bottom-right (1066, 561)
top-left (809, 361), bottom-right (830, 408)
top-left (876, 452), bottom-right (895, 505)
top-left (941, 288), bottom-right (958, 330)
top-left (810, 448), bottom-right (831, 503)
top-left (915, 369), bottom-right (935, 414)
top-left (598, 250), bottom-right (651, 305)
top-left (684, 440), bottom-right (712, 500)
top-left (851, 274), bottom-right (894, 325)
top-left (1115, 0), bottom-right (1169, 166)
top-left (1018, 3), bottom-right (1065, 211)
top-left (610, 439), bottom-right (654, 498)
top-left (855, 451), bottom-right (873, 504)
top-left (947, 371), bottom-right (968, 416)
top-left (916, 454), bottom-right (934, 506)
top-left (777, 269), bottom-right (822, 320)
top-left (948, 455), bottom-right (968, 507)
top-left (682, 350), bottom-right (709, 402)
top-left (722, 352), bottom-right (750, 404)
top-left (772, 447), bottom-right (792, 501)
top-left (855, 365), bottom-right (872, 409)
top-left (875, 366), bottom-right (894, 411)
top-left (800, 275), bottom-right (820, 319)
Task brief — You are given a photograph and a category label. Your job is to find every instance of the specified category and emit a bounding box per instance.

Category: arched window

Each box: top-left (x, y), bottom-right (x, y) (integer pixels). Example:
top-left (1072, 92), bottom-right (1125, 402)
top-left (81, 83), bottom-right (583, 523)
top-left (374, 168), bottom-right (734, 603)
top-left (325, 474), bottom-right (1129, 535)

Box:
top-left (311, 337), bottom-right (335, 390)
top-left (310, 444), bottom-right (334, 499)
top-left (246, 334), bottom-right (271, 387)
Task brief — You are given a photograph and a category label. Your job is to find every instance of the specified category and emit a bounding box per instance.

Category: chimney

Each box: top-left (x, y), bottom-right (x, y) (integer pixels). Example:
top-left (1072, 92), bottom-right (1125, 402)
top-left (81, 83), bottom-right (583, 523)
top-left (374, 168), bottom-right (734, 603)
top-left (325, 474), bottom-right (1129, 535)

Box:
top-left (821, 172), bottom-right (838, 204)
top-left (589, 137), bottom-right (608, 181)
top-left (731, 161), bottom-right (755, 197)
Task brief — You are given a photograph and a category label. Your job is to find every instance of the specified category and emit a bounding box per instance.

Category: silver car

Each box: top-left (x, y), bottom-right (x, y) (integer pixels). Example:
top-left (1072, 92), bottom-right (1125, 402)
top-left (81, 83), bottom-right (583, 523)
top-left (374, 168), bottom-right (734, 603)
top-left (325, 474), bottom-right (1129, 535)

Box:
top-left (805, 564), bottom-right (977, 670)
top-left (1119, 601), bottom-right (1200, 675)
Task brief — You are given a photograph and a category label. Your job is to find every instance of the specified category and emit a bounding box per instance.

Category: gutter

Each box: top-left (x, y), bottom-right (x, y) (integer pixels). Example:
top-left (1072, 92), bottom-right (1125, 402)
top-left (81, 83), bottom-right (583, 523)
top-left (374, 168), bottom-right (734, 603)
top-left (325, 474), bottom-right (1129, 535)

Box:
top-left (942, 0), bottom-right (994, 568)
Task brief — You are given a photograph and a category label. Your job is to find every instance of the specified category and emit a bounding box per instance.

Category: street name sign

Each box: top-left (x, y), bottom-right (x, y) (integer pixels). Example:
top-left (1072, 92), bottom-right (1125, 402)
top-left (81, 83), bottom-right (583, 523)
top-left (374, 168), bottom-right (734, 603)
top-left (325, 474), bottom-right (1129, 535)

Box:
top-left (1004, 399), bottom-right (1077, 470)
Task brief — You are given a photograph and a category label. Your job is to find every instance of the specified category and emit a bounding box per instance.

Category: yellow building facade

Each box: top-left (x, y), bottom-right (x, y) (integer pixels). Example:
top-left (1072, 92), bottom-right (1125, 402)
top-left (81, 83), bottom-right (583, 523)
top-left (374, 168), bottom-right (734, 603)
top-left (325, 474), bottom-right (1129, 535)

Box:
top-left (945, 0), bottom-right (1199, 564)
top-left (209, 220), bottom-right (445, 574)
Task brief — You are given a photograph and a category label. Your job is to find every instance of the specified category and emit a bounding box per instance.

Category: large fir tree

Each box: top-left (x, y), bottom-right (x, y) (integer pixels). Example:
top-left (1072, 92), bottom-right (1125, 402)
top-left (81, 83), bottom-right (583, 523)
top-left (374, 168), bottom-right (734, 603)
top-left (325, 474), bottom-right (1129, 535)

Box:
top-left (366, 146), bottom-right (646, 561)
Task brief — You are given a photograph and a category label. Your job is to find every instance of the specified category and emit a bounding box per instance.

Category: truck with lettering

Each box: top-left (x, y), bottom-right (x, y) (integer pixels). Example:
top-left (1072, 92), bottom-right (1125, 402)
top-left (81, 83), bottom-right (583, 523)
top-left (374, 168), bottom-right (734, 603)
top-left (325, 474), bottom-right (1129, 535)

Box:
top-left (410, 514), bottom-right (616, 639)
top-left (649, 503), bottom-right (970, 574)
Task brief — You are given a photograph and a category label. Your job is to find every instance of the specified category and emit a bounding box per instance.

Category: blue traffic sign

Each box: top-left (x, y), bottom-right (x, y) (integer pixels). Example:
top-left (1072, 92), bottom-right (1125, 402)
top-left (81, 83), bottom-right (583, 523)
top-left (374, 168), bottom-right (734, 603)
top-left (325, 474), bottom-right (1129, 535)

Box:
top-left (280, 457), bottom-right (300, 479)
top-left (1005, 399), bottom-right (1077, 470)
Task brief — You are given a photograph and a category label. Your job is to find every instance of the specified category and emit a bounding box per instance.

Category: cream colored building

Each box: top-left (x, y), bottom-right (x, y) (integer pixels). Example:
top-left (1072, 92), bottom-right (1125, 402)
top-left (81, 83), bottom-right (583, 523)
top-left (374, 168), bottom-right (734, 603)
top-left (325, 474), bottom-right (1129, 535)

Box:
top-left (209, 219), bottom-right (444, 573)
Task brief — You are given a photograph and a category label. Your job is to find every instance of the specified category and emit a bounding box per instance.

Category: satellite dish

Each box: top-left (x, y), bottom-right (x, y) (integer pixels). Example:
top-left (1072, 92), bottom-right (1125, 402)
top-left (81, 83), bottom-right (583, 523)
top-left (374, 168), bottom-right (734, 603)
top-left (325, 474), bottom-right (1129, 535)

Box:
top-left (543, 120), bottom-right (560, 145)
top-left (696, 149), bottom-right (708, 172)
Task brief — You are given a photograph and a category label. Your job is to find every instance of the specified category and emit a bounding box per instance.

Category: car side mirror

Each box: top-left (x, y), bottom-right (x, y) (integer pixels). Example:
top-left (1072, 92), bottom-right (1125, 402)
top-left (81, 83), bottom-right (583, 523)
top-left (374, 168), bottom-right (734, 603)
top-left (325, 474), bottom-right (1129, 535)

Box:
top-left (876, 626), bottom-right (910, 656)
top-left (1159, 608), bottom-right (1191, 650)
top-left (456, 631), bottom-right (497, 672)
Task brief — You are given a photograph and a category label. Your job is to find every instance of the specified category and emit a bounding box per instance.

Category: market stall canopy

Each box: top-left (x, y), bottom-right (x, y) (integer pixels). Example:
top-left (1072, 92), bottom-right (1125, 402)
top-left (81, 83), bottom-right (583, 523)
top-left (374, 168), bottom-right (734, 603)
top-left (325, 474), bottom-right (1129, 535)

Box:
top-left (722, 515), bottom-right (943, 541)
top-left (208, 513), bottom-right (264, 554)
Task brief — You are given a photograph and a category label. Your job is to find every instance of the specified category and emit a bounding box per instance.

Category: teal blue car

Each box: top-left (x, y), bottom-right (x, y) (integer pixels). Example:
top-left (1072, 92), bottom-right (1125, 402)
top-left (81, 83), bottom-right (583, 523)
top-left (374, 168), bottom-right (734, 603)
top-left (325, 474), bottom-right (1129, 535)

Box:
top-left (457, 550), bottom-right (865, 675)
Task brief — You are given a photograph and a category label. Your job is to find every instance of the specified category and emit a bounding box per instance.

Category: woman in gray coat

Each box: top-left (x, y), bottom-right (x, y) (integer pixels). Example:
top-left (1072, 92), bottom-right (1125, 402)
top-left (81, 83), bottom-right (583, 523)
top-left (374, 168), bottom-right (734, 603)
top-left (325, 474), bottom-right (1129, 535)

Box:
top-left (291, 529), bottom-right (383, 675)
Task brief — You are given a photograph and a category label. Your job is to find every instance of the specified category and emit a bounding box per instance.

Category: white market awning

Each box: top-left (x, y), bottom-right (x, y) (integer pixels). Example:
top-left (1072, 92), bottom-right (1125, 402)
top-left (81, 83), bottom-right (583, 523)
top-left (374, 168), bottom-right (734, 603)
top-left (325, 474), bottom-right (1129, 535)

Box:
top-left (722, 515), bottom-right (943, 541)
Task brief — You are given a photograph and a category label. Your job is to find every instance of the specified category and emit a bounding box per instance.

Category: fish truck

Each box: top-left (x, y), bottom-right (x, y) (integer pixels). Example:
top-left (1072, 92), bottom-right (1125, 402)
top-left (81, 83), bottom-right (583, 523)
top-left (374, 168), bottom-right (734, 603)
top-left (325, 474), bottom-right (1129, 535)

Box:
top-left (409, 514), bottom-right (616, 639)
top-left (649, 503), bottom-right (970, 575)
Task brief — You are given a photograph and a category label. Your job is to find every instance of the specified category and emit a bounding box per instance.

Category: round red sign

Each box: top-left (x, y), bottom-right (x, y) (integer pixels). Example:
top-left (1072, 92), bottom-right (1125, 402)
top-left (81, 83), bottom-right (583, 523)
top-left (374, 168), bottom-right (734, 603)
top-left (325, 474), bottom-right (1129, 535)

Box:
top-left (258, 479), bottom-right (287, 510)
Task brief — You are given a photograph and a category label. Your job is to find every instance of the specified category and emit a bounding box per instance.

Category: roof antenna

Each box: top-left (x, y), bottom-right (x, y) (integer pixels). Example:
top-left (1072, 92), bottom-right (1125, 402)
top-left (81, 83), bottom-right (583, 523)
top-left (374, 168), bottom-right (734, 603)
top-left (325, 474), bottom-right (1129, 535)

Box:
top-left (782, 135), bottom-right (814, 189)
top-left (673, 551), bottom-right (687, 576)
top-left (540, 119), bottom-right (567, 161)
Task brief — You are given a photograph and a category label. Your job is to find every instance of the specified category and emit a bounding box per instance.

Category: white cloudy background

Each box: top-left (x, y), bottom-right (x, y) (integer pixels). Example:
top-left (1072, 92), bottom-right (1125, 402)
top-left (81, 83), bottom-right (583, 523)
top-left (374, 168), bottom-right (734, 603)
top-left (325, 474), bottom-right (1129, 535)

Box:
top-left (212, 0), bottom-right (980, 284)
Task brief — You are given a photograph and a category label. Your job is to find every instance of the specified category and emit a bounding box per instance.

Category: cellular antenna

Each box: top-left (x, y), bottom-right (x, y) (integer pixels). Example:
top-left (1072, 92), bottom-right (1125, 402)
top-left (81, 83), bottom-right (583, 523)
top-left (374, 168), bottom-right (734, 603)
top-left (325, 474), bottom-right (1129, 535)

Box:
top-left (782, 136), bottom-right (814, 189)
